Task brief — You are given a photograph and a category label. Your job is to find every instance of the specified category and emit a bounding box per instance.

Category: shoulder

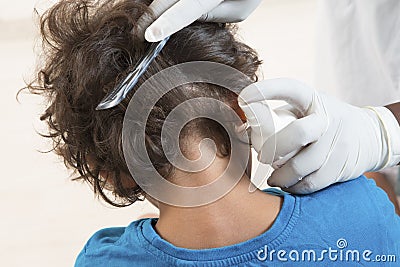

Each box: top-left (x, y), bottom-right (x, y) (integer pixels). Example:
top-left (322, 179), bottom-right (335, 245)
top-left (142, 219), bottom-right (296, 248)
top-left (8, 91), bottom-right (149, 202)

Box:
top-left (75, 219), bottom-right (150, 267)
top-left (84, 227), bottom-right (127, 248)
top-left (292, 176), bottom-right (400, 248)
top-left (297, 176), bottom-right (399, 218)
top-left (303, 175), bottom-right (396, 209)
top-left (264, 176), bottom-right (400, 260)
top-left (265, 176), bottom-right (400, 237)
top-left (264, 176), bottom-right (384, 207)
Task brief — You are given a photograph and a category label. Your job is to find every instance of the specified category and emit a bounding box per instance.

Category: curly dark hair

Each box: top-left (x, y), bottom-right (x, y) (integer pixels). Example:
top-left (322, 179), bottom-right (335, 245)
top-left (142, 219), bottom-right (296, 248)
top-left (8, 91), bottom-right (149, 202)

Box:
top-left (27, 0), bottom-right (262, 207)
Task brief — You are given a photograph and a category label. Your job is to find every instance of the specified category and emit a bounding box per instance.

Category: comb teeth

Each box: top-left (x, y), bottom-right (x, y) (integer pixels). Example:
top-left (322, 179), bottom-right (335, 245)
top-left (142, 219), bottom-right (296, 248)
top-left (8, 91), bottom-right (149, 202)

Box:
top-left (96, 36), bottom-right (170, 110)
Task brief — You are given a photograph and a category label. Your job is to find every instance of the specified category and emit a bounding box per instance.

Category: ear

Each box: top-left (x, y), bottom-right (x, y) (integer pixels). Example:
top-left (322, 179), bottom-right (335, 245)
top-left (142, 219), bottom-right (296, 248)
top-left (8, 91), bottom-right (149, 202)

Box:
top-left (231, 98), bottom-right (247, 123)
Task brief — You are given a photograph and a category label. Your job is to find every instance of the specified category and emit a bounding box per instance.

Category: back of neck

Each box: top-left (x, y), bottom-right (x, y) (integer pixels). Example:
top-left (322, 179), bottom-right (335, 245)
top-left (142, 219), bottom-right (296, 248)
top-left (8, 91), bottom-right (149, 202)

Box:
top-left (155, 177), bottom-right (282, 249)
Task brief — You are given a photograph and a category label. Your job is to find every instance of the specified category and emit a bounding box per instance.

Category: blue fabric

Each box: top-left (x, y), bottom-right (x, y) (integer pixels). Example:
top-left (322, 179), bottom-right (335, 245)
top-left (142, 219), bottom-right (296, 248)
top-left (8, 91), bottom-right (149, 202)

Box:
top-left (75, 176), bottom-right (400, 266)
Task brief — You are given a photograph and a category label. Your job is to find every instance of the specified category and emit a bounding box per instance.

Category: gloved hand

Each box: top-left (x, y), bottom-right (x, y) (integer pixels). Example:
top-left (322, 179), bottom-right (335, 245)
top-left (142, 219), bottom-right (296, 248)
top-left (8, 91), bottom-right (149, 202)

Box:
top-left (238, 102), bottom-right (300, 168)
top-left (238, 78), bottom-right (400, 194)
top-left (144, 0), bottom-right (261, 42)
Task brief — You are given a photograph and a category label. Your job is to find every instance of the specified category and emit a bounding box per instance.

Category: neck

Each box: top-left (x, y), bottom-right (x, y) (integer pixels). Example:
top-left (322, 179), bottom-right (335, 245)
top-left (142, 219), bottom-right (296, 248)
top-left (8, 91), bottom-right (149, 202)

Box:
top-left (154, 159), bottom-right (282, 249)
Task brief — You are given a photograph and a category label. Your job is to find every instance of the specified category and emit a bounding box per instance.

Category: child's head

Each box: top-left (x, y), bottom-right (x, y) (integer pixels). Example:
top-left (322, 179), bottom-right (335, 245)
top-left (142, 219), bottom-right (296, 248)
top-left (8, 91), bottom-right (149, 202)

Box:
top-left (29, 0), bottom-right (261, 206)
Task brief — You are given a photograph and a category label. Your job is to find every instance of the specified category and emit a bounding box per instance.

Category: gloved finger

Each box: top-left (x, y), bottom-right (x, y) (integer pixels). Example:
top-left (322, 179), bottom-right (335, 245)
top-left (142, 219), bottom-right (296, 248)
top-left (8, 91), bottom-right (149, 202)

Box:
top-left (148, 0), bottom-right (179, 17)
top-left (258, 112), bottom-right (327, 164)
top-left (283, 174), bottom-right (330, 194)
top-left (240, 102), bottom-right (277, 153)
top-left (198, 0), bottom-right (261, 23)
top-left (283, 162), bottom-right (338, 194)
top-left (282, 141), bottom-right (349, 194)
top-left (145, 0), bottom-right (223, 42)
top-left (274, 104), bottom-right (303, 119)
top-left (138, 0), bottom-right (179, 36)
top-left (239, 79), bottom-right (314, 115)
top-left (267, 140), bottom-right (331, 188)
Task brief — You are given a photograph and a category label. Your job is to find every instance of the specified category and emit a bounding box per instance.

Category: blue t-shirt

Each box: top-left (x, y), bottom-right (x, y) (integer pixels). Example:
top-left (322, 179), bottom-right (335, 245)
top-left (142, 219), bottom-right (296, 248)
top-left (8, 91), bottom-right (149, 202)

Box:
top-left (75, 176), bottom-right (400, 266)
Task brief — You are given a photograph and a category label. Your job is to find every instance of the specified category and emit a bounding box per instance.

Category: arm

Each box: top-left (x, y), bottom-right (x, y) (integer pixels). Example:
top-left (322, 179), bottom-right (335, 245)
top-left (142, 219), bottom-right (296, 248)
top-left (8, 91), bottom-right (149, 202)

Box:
top-left (386, 102), bottom-right (400, 126)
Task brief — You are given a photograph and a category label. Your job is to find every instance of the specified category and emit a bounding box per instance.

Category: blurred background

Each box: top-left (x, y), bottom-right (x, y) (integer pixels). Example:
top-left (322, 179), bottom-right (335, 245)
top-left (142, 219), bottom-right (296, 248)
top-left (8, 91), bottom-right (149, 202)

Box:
top-left (0, 0), bottom-right (317, 266)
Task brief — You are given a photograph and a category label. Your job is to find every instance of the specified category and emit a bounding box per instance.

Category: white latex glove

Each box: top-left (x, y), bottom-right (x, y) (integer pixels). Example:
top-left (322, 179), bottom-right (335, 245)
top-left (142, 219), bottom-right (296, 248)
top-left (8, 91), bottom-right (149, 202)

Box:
top-left (238, 78), bottom-right (400, 194)
top-left (239, 102), bottom-right (300, 168)
top-left (144, 0), bottom-right (261, 42)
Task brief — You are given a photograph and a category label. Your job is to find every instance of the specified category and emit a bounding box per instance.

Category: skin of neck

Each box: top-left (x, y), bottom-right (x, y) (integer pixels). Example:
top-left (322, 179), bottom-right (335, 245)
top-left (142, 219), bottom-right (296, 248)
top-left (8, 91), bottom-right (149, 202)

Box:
top-left (151, 144), bottom-right (283, 249)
